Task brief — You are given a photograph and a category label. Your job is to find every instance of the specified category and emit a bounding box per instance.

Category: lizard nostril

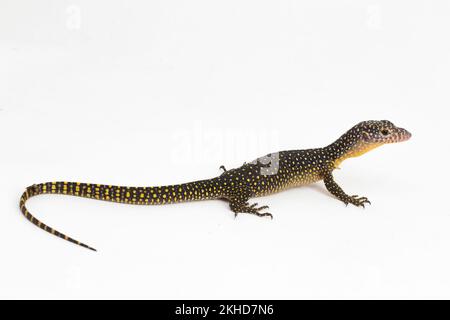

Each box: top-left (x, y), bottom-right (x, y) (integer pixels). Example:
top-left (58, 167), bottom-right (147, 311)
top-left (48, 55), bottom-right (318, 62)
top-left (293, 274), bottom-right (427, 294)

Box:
top-left (402, 129), bottom-right (412, 140)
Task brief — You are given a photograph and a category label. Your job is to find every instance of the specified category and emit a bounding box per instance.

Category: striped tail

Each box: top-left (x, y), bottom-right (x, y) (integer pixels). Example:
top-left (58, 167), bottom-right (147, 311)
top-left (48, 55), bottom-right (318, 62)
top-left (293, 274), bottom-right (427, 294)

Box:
top-left (20, 185), bottom-right (97, 251)
top-left (19, 178), bottom-right (222, 251)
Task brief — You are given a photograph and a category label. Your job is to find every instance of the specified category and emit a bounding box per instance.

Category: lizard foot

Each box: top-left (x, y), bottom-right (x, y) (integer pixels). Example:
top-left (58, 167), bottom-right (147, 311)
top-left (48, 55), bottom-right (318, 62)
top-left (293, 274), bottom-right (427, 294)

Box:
top-left (346, 195), bottom-right (371, 208)
top-left (233, 202), bottom-right (273, 219)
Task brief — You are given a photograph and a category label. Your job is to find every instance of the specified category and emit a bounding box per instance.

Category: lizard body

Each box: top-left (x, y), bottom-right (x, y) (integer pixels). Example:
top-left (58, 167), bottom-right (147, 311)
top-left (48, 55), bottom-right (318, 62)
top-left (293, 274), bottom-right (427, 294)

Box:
top-left (19, 120), bottom-right (411, 251)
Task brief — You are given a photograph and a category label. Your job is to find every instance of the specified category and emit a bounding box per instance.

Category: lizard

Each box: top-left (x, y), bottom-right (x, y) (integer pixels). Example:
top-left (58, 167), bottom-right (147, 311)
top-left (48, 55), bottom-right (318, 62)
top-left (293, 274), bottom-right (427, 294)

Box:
top-left (19, 120), bottom-right (411, 251)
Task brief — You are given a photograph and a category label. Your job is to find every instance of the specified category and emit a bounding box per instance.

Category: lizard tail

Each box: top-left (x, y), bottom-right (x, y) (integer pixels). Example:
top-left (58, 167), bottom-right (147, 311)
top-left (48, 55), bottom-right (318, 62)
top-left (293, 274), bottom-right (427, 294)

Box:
top-left (20, 185), bottom-right (97, 251)
top-left (19, 178), bottom-right (223, 251)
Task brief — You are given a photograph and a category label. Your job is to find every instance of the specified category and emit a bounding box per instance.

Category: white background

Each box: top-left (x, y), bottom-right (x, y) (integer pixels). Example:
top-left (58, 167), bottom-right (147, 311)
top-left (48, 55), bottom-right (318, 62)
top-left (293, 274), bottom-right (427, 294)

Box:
top-left (1, 0), bottom-right (449, 299)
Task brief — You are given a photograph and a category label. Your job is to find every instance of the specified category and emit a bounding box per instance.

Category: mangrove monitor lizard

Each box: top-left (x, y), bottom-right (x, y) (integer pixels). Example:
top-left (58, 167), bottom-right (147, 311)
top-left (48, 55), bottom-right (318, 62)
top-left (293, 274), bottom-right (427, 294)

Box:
top-left (19, 120), bottom-right (411, 251)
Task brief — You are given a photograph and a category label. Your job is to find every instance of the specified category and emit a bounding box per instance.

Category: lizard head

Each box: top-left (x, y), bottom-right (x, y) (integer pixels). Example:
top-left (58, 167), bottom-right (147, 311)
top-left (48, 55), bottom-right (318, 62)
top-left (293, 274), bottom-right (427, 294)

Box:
top-left (356, 120), bottom-right (411, 146)
top-left (332, 120), bottom-right (411, 164)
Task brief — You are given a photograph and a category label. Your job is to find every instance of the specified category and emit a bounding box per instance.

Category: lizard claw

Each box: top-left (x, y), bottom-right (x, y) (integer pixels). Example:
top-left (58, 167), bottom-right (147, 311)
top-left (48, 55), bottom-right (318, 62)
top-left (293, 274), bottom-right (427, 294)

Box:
top-left (248, 203), bottom-right (272, 219)
top-left (249, 202), bottom-right (258, 209)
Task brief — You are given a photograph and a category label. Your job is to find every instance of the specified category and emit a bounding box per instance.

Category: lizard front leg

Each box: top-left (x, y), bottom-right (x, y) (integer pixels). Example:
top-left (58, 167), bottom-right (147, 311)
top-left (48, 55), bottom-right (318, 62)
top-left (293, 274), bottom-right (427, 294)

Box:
top-left (323, 173), bottom-right (371, 208)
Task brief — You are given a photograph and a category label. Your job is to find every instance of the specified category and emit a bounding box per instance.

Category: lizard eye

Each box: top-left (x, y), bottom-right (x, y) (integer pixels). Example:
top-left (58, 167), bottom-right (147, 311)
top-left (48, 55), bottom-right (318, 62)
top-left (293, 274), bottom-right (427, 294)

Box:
top-left (381, 129), bottom-right (390, 136)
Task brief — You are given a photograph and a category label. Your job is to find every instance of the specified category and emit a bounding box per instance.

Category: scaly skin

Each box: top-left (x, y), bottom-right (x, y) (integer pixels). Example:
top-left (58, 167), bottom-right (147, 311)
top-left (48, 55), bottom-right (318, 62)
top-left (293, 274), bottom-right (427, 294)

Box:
top-left (19, 120), bottom-right (411, 251)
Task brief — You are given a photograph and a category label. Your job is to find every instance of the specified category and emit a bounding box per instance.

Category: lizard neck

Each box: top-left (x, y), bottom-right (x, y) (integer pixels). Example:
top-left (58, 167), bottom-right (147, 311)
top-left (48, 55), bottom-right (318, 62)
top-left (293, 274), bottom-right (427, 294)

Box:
top-left (325, 135), bottom-right (382, 167)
